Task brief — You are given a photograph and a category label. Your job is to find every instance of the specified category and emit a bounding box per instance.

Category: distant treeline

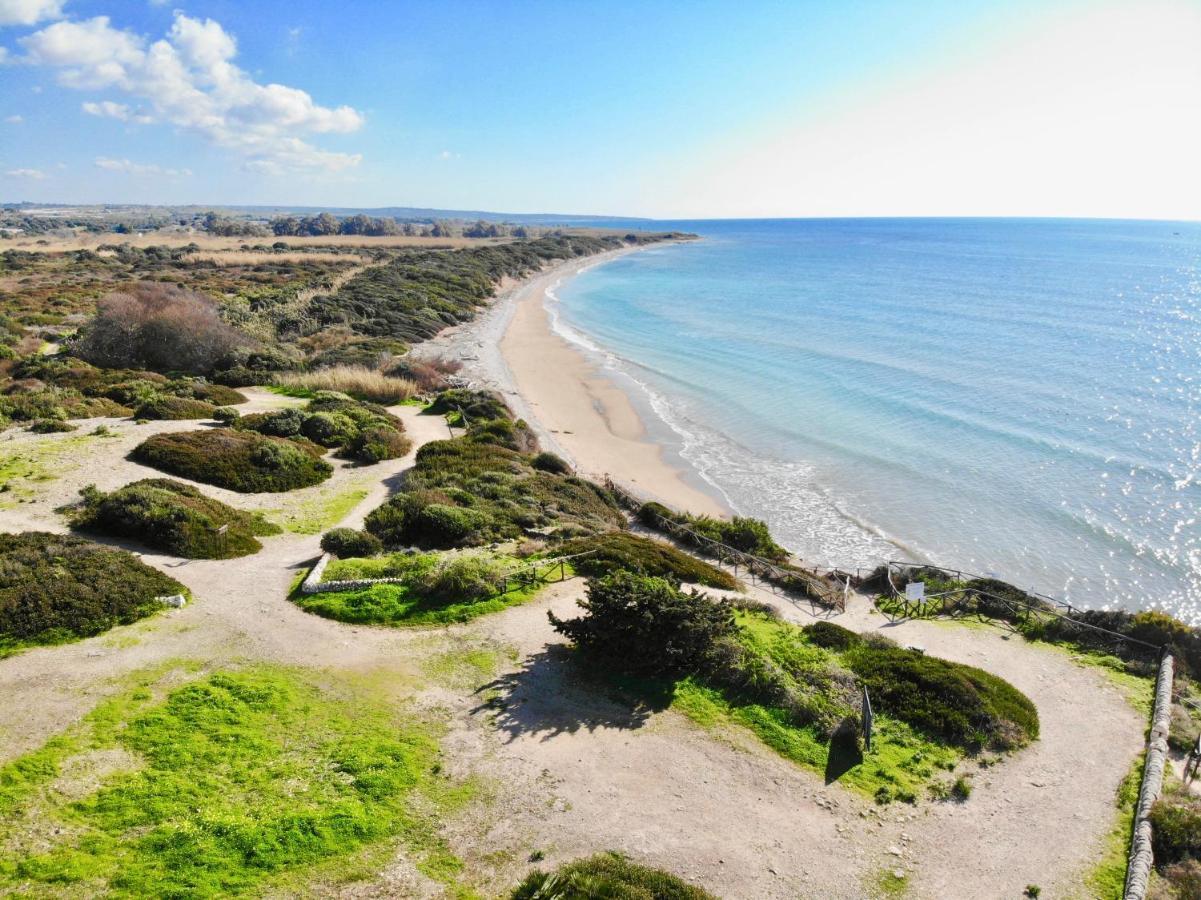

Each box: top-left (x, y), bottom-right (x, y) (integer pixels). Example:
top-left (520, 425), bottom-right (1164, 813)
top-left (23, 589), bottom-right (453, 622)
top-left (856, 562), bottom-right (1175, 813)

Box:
top-left (263, 213), bottom-right (537, 239)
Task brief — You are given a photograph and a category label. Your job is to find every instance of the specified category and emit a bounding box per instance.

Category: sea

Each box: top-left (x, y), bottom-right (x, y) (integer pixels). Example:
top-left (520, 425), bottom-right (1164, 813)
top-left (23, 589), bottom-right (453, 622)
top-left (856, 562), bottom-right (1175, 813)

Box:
top-left (547, 218), bottom-right (1201, 624)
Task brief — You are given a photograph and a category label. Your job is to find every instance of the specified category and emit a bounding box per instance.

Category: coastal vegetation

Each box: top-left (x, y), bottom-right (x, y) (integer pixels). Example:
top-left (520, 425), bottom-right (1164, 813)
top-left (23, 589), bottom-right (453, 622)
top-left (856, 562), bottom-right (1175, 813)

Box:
top-left (0, 665), bottom-right (471, 896)
top-left (131, 429), bottom-right (333, 492)
top-left (511, 852), bottom-right (715, 899)
top-left (559, 532), bottom-right (740, 590)
top-left (0, 532), bottom-right (185, 655)
top-left (550, 572), bottom-right (1037, 800)
top-left (232, 392), bottom-right (412, 463)
top-left (271, 365), bottom-right (417, 404)
top-left (295, 551), bottom-right (552, 626)
top-left (364, 390), bottom-right (623, 549)
top-left (72, 478), bottom-right (281, 558)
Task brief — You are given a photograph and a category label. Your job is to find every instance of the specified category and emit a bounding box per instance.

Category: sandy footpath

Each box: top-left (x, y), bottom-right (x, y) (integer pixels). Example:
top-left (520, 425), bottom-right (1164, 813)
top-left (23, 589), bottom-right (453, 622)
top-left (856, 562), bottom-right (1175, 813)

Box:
top-left (415, 249), bottom-right (728, 517)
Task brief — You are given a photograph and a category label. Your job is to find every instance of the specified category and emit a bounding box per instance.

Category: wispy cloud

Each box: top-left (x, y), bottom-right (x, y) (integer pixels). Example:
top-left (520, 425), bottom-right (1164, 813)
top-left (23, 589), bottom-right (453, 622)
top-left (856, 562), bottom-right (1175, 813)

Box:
top-left (0, 0), bottom-right (64, 27)
top-left (4, 113), bottom-right (22, 123)
top-left (19, 11), bottom-right (365, 174)
top-left (95, 156), bottom-right (191, 177)
top-left (5, 167), bottom-right (47, 179)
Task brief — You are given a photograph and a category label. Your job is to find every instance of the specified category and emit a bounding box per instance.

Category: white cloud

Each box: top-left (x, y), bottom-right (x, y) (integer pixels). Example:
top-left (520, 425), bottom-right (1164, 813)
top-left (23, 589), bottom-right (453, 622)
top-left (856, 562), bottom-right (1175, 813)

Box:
top-left (82, 98), bottom-right (152, 123)
top-left (4, 113), bottom-right (22, 123)
top-left (0, 47), bottom-right (8, 63)
top-left (20, 11), bottom-right (365, 173)
top-left (5, 167), bottom-right (47, 179)
top-left (0, 0), bottom-right (64, 27)
top-left (94, 156), bottom-right (191, 177)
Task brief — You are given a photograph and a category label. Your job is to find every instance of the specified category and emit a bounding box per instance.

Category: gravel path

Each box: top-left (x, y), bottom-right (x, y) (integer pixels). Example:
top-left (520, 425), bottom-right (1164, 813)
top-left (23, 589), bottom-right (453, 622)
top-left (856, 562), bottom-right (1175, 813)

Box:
top-left (0, 399), bottom-right (1146, 899)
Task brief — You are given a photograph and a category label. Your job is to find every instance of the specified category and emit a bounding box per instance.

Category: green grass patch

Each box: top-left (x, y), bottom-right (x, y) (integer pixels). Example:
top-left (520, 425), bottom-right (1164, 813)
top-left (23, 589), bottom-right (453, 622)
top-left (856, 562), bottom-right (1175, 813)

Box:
top-left (511, 851), bottom-right (714, 899)
top-left (1083, 754), bottom-right (1142, 899)
top-left (0, 433), bottom-right (98, 507)
top-left (263, 479), bottom-right (371, 534)
top-left (871, 867), bottom-right (910, 897)
top-left (0, 664), bottom-right (471, 897)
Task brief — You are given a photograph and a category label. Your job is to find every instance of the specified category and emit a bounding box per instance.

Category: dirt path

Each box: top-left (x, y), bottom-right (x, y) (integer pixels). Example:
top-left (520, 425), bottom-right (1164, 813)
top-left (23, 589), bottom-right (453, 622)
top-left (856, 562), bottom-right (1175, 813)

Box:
top-left (0, 402), bottom-right (1147, 899)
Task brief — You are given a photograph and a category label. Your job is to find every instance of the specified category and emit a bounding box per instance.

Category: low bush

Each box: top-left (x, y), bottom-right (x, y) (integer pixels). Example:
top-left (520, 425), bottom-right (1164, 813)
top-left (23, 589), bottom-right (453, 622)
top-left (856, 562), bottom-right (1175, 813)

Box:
top-left (383, 355), bottom-right (461, 392)
top-left (0, 531), bottom-right (184, 652)
top-left (134, 395), bottom-right (218, 420)
top-left (559, 532), bottom-right (738, 590)
top-left (320, 527), bottom-right (383, 558)
top-left (131, 429), bottom-right (332, 492)
top-left (637, 501), bottom-right (789, 562)
top-left (237, 395), bottom-right (411, 464)
top-left (844, 644), bottom-right (1039, 750)
top-left (273, 366), bottom-right (416, 404)
top-left (29, 417), bottom-right (77, 433)
top-left (531, 451), bottom-right (571, 474)
top-left (1149, 793), bottom-right (1201, 867)
top-left (511, 852), bottom-right (715, 900)
top-left (804, 620), bottom-right (863, 650)
top-left (73, 479), bottom-right (280, 558)
top-left (213, 406), bottom-right (240, 424)
top-left (349, 423), bottom-right (412, 463)
top-left (411, 554), bottom-right (507, 604)
top-left (426, 388), bottom-right (509, 424)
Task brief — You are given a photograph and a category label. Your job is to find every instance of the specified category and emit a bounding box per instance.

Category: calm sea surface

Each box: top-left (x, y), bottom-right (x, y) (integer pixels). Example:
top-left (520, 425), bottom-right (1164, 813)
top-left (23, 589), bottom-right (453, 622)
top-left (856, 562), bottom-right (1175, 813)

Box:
top-left (550, 218), bottom-right (1201, 623)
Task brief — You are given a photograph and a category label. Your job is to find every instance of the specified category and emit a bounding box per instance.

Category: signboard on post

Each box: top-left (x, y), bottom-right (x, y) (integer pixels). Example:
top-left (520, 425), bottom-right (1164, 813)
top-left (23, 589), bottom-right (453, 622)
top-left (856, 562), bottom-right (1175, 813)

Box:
top-left (905, 581), bottom-right (926, 602)
top-left (862, 684), bottom-right (873, 752)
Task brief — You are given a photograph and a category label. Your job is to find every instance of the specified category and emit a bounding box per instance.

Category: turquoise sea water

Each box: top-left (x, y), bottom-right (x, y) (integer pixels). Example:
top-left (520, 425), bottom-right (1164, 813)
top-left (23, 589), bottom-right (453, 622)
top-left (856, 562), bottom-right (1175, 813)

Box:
top-left (550, 219), bottom-right (1201, 623)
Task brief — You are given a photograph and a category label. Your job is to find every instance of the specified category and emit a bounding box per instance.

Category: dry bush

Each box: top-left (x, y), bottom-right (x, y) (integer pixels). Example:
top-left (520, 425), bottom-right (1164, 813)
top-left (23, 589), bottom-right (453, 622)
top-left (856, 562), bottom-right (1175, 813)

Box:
top-left (273, 366), bottom-right (416, 404)
top-left (75, 283), bottom-right (250, 375)
top-left (384, 356), bottom-right (463, 393)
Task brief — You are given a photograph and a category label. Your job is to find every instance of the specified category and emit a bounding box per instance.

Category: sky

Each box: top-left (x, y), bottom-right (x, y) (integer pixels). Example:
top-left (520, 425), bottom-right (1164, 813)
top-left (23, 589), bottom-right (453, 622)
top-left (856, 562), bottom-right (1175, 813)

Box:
top-left (0, 0), bottom-right (1199, 220)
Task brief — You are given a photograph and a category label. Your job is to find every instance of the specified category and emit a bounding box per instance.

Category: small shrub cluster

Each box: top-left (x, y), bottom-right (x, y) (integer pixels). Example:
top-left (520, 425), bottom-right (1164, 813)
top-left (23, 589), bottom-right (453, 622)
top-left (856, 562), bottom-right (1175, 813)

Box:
top-left (131, 429), bottom-right (332, 492)
top-left (0, 531), bottom-right (184, 652)
top-left (234, 392), bottom-right (412, 464)
top-left (73, 479), bottom-right (280, 558)
top-left (133, 395), bottom-right (217, 420)
top-left (382, 355), bottom-right (462, 392)
top-left (1149, 791), bottom-right (1201, 869)
top-left (559, 532), bottom-right (738, 590)
top-left (425, 387), bottom-right (510, 424)
top-left (364, 391), bottom-right (622, 548)
top-left (511, 852), bottom-right (715, 900)
top-left (320, 527), bottom-right (383, 558)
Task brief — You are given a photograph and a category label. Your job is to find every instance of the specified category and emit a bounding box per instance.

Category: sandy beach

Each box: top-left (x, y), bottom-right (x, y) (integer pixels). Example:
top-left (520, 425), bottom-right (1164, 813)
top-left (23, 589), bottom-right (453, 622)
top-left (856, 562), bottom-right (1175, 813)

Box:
top-left (417, 248), bottom-right (729, 517)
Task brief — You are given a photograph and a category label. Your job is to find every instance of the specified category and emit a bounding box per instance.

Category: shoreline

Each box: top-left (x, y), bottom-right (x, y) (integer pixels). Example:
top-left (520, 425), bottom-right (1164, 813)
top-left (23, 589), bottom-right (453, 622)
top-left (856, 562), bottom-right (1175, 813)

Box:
top-left (415, 246), bottom-right (730, 518)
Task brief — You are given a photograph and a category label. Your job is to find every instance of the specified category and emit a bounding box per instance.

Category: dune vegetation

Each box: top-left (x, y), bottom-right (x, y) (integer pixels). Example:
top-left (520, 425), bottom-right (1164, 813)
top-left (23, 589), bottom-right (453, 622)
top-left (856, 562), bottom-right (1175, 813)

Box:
top-left (511, 852), bottom-right (715, 899)
top-left (131, 429), bottom-right (333, 492)
top-left (72, 478), bottom-right (281, 558)
top-left (232, 391), bottom-right (412, 463)
top-left (0, 532), bottom-right (185, 656)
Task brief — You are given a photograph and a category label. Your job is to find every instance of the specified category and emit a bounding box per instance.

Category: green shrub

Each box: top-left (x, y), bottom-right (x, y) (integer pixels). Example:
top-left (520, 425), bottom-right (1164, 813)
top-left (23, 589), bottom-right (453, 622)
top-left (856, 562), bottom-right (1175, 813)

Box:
top-left (952, 775), bottom-right (973, 800)
top-left (0, 531), bottom-right (184, 652)
top-left (804, 621), bottom-right (862, 650)
top-left (550, 571), bottom-right (737, 678)
top-left (320, 528), bottom-right (383, 558)
top-left (349, 424), bottom-right (412, 463)
top-left (427, 388), bottom-right (510, 424)
top-left (411, 554), bottom-right (506, 604)
top-left (637, 502), bottom-right (788, 562)
top-left (844, 644), bottom-right (1039, 750)
top-left (414, 503), bottom-right (492, 546)
top-left (1160, 860), bottom-right (1201, 898)
top-left (559, 532), bottom-right (738, 590)
top-left (131, 429), bottom-right (332, 493)
top-left (235, 407), bottom-right (306, 437)
top-left (300, 410), bottom-right (356, 447)
top-left (29, 417), bottom-right (77, 433)
top-left (133, 395), bottom-right (218, 420)
top-left (531, 451), bottom-right (571, 474)
top-left (73, 479), bottom-right (280, 558)
top-left (1149, 793), bottom-right (1201, 866)
top-left (189, 383), bottom-right (247, 406)
top-left (465, 418), bottom-right (538, 452)
top-left (511, 852), bottom-right (715, 900)
top-left (212, 406), bottom-right (240, 424)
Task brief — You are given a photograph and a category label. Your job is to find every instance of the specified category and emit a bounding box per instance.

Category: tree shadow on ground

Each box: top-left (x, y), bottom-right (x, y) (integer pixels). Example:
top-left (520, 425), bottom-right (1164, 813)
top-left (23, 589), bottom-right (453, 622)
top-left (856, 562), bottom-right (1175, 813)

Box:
top-left (824, 717), bottom-right (863, 784)
top-left (472, 645), bottom-right (675, 744)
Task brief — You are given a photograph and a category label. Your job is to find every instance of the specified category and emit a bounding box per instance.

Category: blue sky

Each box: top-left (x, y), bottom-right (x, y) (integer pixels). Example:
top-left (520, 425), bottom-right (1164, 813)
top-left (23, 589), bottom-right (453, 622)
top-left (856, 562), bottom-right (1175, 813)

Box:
top-left (1, 0), bottom-right (1199, 218)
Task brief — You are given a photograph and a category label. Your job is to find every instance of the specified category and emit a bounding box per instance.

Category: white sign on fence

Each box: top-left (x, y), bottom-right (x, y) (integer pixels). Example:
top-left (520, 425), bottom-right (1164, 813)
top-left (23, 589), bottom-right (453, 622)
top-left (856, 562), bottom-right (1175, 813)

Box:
top-left (905, 581), bottom-right (926, 602)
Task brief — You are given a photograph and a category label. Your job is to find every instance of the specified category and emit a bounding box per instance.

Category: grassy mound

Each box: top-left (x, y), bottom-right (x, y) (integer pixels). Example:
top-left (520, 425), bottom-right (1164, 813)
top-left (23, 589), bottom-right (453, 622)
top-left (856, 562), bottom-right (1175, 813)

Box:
top-left (561, 532), bottom-right (739, 590)
top-left (234, 392), bottom-right (412, 464)
top-left (0, 666), bottom-right (469, 897)
top-left (512, 852), bottom-right (715, 899)
top-left (0, 531), bottom-right (184, 655)
top-left (131, 429), bottom-right (332, 492)
top-left (133, 395), bottom-right (217, 420)
top-left (552, 573), bottom-right (1038, 801)
top-left (73, 479), bottom-right (281, 558)
top-left (295, 551), bottom-right (551, 626)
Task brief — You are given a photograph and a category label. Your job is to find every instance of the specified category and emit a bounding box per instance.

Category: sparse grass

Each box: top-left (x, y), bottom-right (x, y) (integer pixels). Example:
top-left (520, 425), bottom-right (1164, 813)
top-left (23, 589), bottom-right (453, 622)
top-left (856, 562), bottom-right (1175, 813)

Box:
top-left (872, 867), bottom-right (910, 897)
top-left (0, 664), bottom-right (472, 897)
top-left (0, 432), bottom-right (96, 507)
top-left (511, 851), bottom-right (715, 899)
top-left (262, 478), bottom-right (371, 535)
top-left (422, 644), bottom-right (502, 689)
top-left (1084, 753), bottom-right (1143, 899)
top-left (273, 367), bottom-right (417, 404)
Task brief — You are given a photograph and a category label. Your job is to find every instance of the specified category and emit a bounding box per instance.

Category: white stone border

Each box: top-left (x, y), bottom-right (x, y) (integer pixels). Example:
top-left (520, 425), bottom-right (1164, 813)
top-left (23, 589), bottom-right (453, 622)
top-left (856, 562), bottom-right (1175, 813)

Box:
top-left (299, 553), bottom-right (407, 595)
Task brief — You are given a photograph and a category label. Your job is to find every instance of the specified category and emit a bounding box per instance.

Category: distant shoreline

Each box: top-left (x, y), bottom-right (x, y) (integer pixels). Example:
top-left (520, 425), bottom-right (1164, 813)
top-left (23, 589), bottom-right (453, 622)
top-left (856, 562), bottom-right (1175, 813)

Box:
top-left (415, 244), bottom-right (730, 518)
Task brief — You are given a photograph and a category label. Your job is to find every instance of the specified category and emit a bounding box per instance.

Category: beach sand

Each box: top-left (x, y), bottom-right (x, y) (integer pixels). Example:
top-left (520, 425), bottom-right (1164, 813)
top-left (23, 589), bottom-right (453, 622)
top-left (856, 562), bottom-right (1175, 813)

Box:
top-left (416, 249), bottom-right (728, 517)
